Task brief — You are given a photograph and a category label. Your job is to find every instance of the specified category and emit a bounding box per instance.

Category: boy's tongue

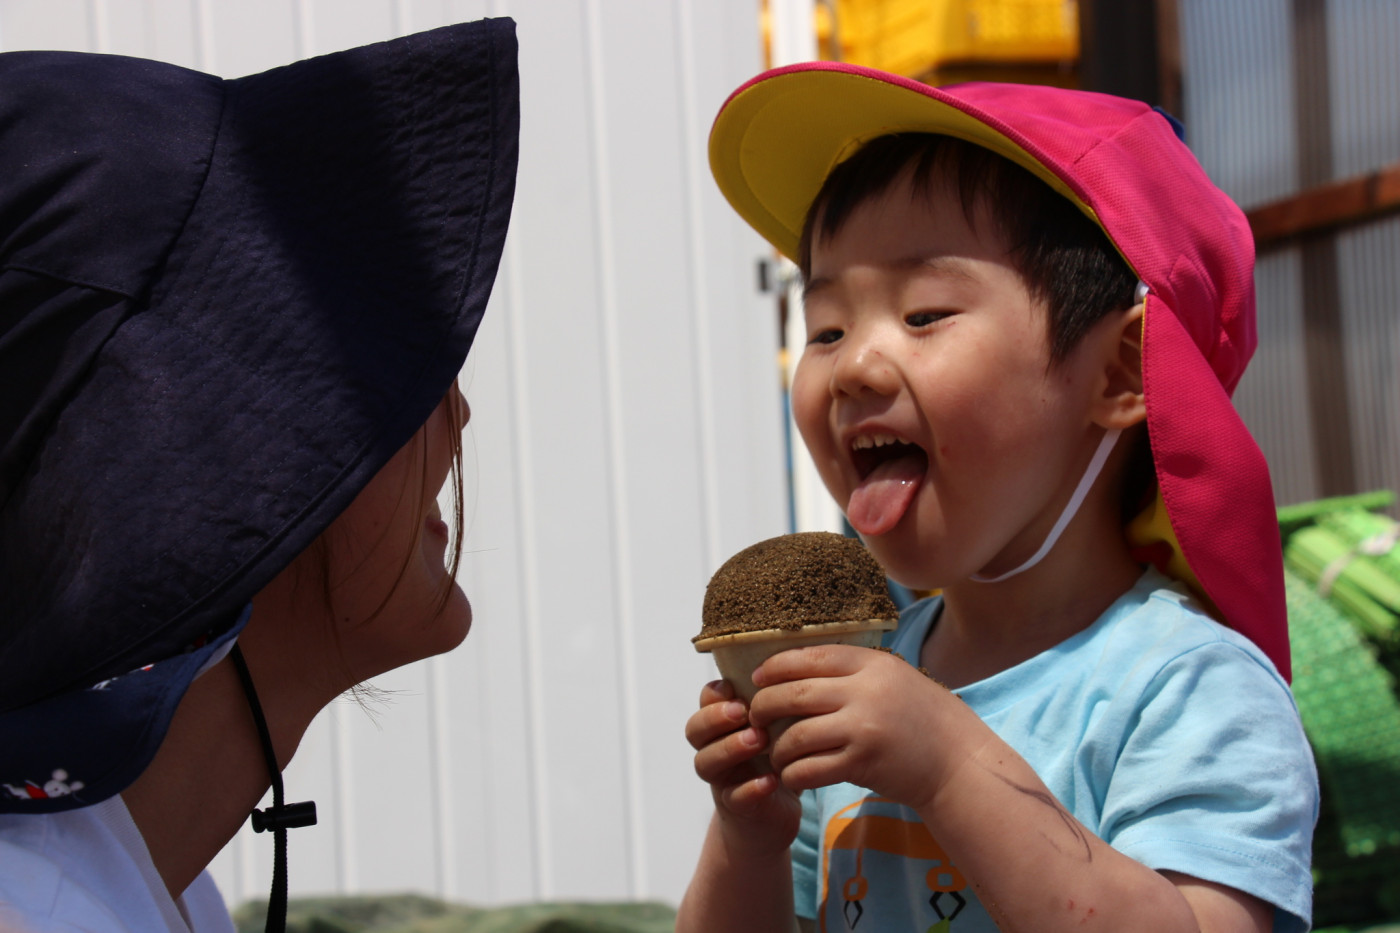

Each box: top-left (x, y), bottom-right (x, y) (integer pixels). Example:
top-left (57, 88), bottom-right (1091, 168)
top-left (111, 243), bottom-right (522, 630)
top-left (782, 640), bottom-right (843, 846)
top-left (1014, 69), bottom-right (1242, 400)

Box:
top-left (847, 456), bottom-right (924, 536)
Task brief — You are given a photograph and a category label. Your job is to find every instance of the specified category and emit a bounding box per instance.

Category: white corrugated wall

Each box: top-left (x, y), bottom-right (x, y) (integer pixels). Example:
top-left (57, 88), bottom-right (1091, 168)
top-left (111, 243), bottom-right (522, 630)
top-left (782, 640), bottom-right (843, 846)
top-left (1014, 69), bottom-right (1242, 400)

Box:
top-left (1179, 0), bottom-right (1400, 506)
top-left (0, 0), bottom-right (787, 910)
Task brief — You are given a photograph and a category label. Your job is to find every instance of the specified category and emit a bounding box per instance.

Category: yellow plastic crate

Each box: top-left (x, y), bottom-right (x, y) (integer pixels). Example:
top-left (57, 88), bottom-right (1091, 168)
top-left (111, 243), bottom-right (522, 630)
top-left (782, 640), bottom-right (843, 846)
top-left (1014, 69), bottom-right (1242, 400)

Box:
top-left (834, 0), bottom-right (1079, 78)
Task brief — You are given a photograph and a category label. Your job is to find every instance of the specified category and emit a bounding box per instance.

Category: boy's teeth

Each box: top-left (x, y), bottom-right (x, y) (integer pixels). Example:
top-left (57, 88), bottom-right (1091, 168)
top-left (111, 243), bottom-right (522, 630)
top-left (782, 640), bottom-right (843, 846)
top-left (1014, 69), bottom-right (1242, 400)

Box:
top-left (852, 433), bottom-right (903, 451)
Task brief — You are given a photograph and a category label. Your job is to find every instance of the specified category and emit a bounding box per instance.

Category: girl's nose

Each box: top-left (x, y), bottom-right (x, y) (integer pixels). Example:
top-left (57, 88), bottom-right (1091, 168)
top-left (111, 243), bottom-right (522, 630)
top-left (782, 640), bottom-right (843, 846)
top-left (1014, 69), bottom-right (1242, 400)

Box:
top-left (830, 329), bottom-right (899, 398)
top-left (451, 383), bottom-right (470, 425)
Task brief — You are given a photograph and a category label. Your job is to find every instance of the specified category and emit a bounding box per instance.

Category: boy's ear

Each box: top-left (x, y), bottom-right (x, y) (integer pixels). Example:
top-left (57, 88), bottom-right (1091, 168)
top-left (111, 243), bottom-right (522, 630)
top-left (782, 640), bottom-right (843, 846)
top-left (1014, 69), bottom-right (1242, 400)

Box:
top-left (1091, 302), bottom-right (1146, 430)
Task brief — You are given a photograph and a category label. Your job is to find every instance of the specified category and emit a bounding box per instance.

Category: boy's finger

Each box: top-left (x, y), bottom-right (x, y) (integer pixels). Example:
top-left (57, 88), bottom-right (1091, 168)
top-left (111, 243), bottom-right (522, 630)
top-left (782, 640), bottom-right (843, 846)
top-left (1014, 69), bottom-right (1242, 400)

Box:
top-left (751, 644), bottom-right (867, 687)
top-left (685, 698), bottom-right (749, 750)
top-left (748, 678), bottom-right (843, 727)
top-left (772, 743), bottom-right (850, 793)
top-left (768, 711), bottom-right (848, 771)
top-left (693, 725), bottom-right (768, 783)
top-left (718, 771), bottom-right (781, 813)
top-left (698, 678), bottom-right (735, 707)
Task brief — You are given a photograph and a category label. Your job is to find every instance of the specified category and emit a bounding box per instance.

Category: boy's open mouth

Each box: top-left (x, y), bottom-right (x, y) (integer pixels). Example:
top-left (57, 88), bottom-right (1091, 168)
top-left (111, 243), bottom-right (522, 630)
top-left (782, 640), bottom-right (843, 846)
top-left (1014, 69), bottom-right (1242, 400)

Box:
top-left (847, 435), bottom-right (928, 537)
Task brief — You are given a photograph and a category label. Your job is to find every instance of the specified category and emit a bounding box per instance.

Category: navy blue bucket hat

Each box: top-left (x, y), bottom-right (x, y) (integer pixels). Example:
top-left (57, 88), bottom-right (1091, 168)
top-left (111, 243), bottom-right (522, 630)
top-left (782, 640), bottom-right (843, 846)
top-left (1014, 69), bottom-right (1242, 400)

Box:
top-left (0, 19), bottom-right (520, 812)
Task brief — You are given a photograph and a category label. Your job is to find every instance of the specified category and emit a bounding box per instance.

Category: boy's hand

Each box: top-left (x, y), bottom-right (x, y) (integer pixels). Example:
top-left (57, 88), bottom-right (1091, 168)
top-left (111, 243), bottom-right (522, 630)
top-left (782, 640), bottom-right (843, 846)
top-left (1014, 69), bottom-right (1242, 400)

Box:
top-left (685, 679), bottom-right (802, 857)
top-left (749, 645), bottom-right (987, 811)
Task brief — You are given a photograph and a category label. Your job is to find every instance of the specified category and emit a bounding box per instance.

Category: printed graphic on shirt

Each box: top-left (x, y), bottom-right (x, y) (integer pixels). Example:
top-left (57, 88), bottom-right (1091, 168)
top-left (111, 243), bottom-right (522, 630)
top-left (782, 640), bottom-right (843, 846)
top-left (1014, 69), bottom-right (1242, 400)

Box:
top-left (819, 795), bottom-right (975, 932)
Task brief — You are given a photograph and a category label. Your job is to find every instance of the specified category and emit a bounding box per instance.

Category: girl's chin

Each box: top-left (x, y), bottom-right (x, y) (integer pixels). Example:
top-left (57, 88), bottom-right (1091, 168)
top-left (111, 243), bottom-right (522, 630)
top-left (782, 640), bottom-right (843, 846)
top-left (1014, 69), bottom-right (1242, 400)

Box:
top-left (375, 586), bottom-right (473, 673)
top-left (435, 587), bottom-right (473, 651)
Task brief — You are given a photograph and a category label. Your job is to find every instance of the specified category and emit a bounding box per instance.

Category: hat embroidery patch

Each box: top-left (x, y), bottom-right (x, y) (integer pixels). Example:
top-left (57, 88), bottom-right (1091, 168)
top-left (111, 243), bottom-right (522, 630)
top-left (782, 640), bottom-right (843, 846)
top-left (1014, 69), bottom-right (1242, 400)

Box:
top-left (3, 769), bottom-right (85, 801)
top-left (89, 663), bottom-right (155, 692)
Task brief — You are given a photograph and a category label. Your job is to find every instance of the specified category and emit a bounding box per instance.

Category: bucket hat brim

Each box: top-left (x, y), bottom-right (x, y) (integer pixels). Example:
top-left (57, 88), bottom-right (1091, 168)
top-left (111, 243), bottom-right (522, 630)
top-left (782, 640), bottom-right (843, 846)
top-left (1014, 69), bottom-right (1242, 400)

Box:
top-left (0, 19), bottom-right (520, 809)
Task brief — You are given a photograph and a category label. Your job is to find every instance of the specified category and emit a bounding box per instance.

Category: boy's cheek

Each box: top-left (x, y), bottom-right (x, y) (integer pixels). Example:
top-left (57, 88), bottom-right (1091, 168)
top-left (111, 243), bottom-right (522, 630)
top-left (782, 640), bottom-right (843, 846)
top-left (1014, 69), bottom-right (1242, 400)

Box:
top-left (801, 458), bottom-right (854, 511)
top-left (790, 417), bottom-right (852, 503)
top-left (789, 369), bottom-right (838, 450)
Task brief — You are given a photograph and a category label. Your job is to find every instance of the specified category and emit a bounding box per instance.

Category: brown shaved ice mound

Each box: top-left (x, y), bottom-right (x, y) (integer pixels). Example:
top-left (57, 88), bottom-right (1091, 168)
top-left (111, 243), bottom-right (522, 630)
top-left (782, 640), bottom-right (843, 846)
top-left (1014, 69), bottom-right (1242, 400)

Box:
top-left (696, 532), bottom-right (899, 640)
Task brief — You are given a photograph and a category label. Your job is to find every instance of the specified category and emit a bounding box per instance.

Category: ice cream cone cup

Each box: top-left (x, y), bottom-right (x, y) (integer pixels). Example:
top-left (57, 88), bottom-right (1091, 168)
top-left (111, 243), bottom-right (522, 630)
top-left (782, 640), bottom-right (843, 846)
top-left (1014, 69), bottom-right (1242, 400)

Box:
top-left (693, 618), bottom-right (898, 703)
top-left (694, 618), bottom-right (898, 770)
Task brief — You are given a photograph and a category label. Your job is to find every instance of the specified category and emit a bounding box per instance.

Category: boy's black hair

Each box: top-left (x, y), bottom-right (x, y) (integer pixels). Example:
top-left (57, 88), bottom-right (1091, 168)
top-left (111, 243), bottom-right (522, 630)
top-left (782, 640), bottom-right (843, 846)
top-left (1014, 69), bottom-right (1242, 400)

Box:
top-left (798, 133), bottom-right (1153, 517)
top-left (797, 133), bottom-right (1138, 364)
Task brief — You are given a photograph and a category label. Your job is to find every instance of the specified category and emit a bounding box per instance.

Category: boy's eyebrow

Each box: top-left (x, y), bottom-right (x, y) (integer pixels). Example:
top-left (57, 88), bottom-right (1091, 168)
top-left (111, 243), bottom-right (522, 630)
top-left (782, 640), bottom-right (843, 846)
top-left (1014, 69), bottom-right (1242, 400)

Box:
top-left (802, 254), bottom-right (981, 301)
top-left (802, 276), bottom-right (834, 301)
top-left (897, 254), bottom-right (982, 281)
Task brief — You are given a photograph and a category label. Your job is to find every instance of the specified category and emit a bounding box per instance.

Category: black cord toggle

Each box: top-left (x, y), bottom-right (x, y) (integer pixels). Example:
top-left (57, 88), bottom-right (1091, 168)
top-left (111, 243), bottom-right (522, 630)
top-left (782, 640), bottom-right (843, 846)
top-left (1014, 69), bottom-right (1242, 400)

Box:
top-left (230, 643), bottom-right (316, 933)
top-left (251, 800), bottom-right (318, 833)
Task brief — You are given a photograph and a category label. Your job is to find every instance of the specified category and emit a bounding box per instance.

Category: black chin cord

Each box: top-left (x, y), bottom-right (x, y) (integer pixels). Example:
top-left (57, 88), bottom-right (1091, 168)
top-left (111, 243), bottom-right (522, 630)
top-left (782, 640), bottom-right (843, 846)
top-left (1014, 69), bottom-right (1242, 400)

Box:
top-left (229, 645), bottom-right (317, 933)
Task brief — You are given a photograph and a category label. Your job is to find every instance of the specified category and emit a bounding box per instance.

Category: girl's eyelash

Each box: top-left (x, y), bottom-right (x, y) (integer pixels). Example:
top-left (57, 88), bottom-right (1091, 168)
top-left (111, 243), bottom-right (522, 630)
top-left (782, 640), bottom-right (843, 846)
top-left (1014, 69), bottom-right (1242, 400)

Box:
top-left (808, 329), bottom-right (842, 345)
top-left (907, 310), bottom-right (951, 326)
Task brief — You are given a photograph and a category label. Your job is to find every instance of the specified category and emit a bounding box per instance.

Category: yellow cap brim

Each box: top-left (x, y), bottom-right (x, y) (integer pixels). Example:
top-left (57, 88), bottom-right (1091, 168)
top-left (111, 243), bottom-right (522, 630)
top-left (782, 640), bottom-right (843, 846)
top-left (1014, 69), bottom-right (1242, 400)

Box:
top-left (708, 66), bottom-right (1100, 261)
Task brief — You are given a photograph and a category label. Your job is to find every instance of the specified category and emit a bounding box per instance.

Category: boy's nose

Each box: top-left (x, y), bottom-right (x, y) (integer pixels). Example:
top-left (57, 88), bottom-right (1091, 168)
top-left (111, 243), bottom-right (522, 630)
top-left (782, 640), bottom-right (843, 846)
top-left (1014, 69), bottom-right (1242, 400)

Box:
top-left (830, 334), bottom-right (899, 398)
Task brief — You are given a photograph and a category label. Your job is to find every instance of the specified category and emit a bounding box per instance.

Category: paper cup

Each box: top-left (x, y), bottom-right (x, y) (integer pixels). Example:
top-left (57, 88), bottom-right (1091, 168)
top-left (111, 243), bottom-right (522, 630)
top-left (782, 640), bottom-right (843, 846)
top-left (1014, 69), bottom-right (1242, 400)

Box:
top-left (694, 618), bottom-right (898, 702)
top-left (694, 618), bottom-right (898, 769)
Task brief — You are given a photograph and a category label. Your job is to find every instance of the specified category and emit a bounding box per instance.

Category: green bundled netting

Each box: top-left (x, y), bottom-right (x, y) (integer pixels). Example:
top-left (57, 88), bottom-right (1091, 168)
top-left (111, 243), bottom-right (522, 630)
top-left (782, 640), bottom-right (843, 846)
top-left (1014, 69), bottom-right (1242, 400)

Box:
top-left (1287, 569), bottom-right (1400, 856)
top-left (1284, 494), bottom-right (1400, 927)
top-left (1318, 510), bottom-right (1400, 582)
top-left (1278, 491), bottom-right (1397, 539)
top-left (1283, 494), bottom-right (1400, 651)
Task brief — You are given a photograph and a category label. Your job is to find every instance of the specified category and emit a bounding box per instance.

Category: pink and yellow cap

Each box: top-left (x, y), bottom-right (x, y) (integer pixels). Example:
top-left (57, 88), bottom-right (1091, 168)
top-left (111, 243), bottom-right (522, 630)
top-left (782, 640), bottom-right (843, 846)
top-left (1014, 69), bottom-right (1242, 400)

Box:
top-left (710, 62), bottom-right (1289, 681)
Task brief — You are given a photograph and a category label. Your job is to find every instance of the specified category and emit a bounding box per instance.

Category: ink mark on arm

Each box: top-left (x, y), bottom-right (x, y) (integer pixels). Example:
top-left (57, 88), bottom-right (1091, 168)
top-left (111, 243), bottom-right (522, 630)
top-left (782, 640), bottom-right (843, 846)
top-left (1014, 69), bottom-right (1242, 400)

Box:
top-left (992, 772), bottom-right (1094, 862)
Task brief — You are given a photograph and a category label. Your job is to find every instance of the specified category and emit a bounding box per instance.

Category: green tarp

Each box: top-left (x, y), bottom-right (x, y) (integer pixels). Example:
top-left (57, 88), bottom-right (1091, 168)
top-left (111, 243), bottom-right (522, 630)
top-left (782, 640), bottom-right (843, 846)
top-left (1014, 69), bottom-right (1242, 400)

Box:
top-left (233, 895), bottom-right (677, 933)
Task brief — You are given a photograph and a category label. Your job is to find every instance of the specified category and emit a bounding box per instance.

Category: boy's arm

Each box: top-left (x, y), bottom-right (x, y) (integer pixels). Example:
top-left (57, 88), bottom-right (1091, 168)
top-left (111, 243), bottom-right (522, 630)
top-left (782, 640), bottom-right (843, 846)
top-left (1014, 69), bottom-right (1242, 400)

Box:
top-left (1166, 873), bottom-right (1274, 931)
top-left (751, 645), bottom-right (1275, 933)
top-left (675, 680), bottom-right (805, 933)
top-left (911, 724), bottom-right (1271, 931)
top-left (677, 811), bottom-right (802, 933)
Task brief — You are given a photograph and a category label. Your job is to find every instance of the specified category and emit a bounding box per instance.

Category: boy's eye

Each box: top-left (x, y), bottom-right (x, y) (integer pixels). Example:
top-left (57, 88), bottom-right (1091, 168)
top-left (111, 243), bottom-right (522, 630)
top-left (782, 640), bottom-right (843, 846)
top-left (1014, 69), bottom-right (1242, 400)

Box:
top-left (906, 310), bottom-right (951, 328)
top-left (808, 328), bottom-right (843, 346)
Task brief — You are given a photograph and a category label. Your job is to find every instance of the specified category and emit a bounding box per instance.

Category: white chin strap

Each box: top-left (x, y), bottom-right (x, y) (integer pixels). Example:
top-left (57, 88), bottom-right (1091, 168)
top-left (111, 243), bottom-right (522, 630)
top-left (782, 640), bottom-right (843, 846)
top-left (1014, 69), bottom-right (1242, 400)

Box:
top-left (970, 427), bottom-right (1123, 584)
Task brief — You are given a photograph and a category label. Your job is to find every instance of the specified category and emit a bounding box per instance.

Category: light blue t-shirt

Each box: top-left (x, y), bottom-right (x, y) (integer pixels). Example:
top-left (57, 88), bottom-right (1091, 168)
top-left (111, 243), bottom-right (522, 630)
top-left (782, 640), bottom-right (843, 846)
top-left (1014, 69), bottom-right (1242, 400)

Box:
top-left (792, 569), bottom-right (1318, 932)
